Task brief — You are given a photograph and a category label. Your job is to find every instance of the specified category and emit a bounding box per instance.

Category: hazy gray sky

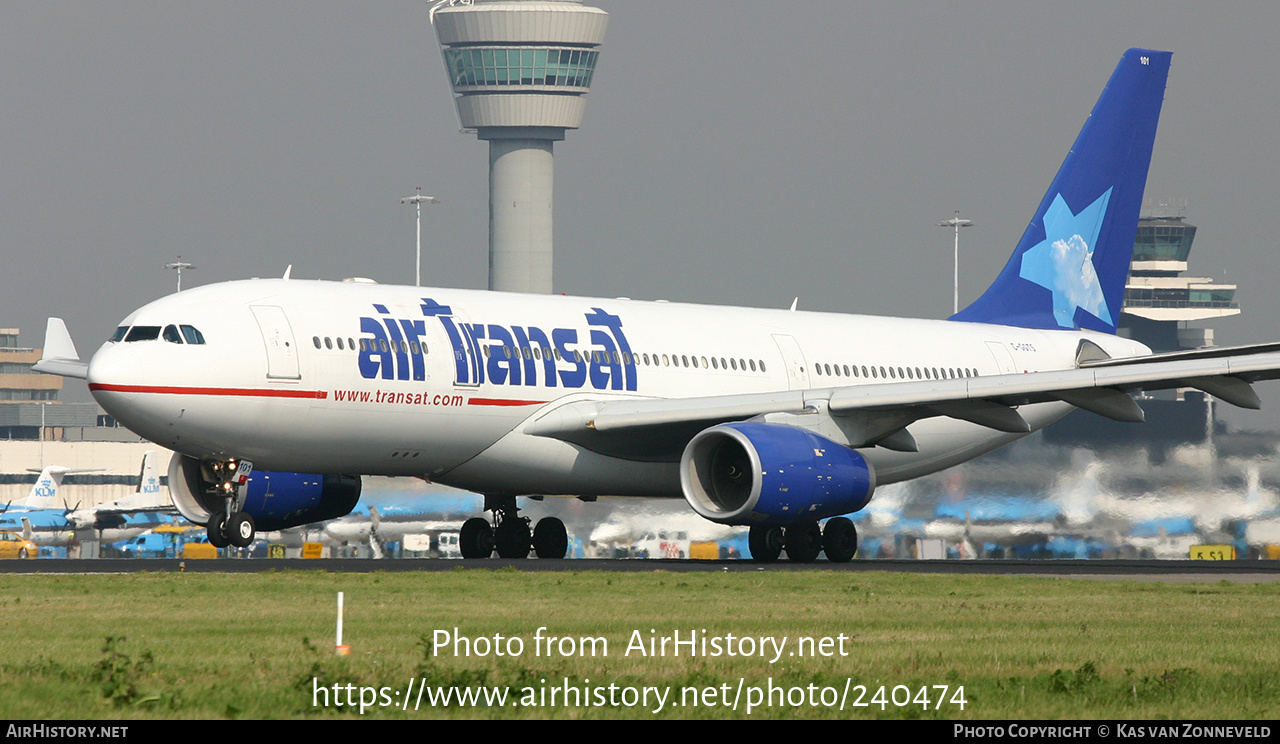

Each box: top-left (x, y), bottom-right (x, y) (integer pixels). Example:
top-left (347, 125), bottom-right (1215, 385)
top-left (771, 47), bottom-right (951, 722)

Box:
top-left (5, 2), bottom-right (1280, 424)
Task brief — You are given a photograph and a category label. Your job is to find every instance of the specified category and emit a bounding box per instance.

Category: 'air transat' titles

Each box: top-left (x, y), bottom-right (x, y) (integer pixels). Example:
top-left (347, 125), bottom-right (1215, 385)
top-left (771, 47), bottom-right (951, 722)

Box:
top-left (357, 298), bottom-right (637, 392)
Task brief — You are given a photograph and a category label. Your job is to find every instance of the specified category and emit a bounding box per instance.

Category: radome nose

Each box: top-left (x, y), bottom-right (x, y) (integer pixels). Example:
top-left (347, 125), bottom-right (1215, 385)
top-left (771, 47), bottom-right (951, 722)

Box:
top-left (86, 345), bottom-right (144, 419)
top-left (86, 344), bottom-right (143, 389)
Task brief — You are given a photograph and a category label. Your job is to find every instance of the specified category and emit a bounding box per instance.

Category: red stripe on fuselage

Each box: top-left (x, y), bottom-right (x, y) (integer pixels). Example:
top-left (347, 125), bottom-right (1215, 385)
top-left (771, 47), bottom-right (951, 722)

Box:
top-left (90, 383), bottom-right (546, 407)
top-left (468, 398), bottom-right (547, 407)
top-left (89, 383), bottom-right (328, 399)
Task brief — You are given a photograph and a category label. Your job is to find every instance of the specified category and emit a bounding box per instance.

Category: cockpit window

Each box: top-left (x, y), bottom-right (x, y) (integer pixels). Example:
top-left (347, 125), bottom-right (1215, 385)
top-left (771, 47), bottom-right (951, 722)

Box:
top-left (124, 326), bottom-right (161, 342)
top-left (162, 325), bottom-right (183, 344)
top-left (180, 325), bottom-right (206, 345)
top-left (109, 326), bottom-right (129, 343)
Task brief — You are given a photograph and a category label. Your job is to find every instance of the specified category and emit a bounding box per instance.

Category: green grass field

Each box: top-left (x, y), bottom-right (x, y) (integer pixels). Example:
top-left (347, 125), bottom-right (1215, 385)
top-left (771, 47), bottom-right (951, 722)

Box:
top-left (1, 569), bottom-right (1277, 719)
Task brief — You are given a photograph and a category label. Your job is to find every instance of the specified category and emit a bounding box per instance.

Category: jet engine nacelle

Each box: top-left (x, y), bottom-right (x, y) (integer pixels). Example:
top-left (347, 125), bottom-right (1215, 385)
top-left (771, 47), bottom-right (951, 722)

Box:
top-left (167, 454), bottom-right (361, 531)
top-left (680, 422), bottom-right (875, 526)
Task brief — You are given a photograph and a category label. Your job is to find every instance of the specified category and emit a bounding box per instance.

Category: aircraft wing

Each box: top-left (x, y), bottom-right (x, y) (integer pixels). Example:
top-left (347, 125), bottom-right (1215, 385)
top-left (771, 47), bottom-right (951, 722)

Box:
top-left (525, 344), bottom-right (1280, 459)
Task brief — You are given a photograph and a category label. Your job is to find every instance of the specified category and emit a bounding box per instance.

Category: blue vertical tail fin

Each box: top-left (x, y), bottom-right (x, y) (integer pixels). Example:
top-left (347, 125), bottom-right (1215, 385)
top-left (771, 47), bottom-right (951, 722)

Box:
top-left (950, 49), bottom-right (1171, 332)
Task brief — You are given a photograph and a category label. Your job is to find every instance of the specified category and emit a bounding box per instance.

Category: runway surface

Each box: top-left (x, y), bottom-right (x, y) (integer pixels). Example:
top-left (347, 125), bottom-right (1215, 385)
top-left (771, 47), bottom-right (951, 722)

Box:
top-left (3, 558), bottom-right (1279, 582)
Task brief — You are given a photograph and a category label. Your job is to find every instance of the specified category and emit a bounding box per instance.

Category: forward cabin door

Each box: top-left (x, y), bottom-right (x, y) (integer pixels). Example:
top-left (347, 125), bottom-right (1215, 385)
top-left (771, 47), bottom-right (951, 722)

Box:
top-left (250, 305), bottom-right (301, 380)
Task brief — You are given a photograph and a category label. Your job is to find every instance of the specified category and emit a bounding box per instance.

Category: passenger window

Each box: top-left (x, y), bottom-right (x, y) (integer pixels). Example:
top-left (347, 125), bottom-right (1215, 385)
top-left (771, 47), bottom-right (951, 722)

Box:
top-left (336, 338), bottom-right (344, 351)
top-left (313, 337), bottom-right (322, 349)
top-left (749, 359), bottom-right (756, 372)
top-left (125, 326), bottom-right (161, 342)
top-left (325, 337), bottom-right (333, 350)
top-left (759, 360), bottom-right (766, 373)
top-left (162, 325), bottom-right (183, 344)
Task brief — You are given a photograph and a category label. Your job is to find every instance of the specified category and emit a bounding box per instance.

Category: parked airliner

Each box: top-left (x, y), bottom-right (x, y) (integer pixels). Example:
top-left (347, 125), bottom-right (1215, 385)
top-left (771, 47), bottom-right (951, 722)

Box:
top-left (34, 49), bottom-right (1280, 561)
top-left (0, 451), bottom-right (173, 547)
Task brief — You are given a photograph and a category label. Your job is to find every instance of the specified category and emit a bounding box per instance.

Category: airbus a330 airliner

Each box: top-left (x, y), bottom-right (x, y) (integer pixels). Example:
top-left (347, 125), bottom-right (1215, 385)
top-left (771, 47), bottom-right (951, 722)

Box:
top-left (34, 49), bottom-right (1280, 561)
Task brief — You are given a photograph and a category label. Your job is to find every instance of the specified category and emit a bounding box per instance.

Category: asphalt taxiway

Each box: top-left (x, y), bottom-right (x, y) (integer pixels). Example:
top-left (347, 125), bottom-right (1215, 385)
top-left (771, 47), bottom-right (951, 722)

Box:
top-left (3, 558), bottom-right (1279, 582)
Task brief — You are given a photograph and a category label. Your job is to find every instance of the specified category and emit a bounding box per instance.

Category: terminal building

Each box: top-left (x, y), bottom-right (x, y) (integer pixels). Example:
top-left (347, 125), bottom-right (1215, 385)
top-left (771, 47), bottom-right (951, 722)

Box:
top-left (0, 327), bottom-right (154, 507)
top-left (0, 327), bottom-right (102, 441)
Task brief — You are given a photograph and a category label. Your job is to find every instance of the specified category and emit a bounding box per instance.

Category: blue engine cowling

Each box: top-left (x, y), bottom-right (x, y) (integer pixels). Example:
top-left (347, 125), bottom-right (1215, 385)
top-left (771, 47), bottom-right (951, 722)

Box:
top-left (167, 454), bottom-right (361, 531)
top-left (679, 422), bottom-right (875, 526)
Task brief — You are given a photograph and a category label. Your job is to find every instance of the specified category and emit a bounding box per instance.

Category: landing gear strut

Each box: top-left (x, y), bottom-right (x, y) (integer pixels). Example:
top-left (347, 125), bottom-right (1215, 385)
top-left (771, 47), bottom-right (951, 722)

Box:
top-left (458, 496), bottom-right (568, 560)
top-left (203, 459), bottom-right (257, 550)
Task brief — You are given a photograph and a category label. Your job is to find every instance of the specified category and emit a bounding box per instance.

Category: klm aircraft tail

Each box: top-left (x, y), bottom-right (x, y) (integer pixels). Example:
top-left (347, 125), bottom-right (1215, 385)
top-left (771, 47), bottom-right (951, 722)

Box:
top-left (19, 466), bottom-right (71, 510)
top-left (950, 49), bottom-right (1171, 333)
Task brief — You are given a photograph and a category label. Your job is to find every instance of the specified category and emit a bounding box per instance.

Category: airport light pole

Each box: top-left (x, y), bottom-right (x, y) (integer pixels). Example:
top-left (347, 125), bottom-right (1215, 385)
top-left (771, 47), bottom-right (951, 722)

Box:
top-left (938, 212), bottom-right (974, 314)
top-left (164, 258), bottom-right (196, 293)
top-left (401, 190), bottom-right (441, 287)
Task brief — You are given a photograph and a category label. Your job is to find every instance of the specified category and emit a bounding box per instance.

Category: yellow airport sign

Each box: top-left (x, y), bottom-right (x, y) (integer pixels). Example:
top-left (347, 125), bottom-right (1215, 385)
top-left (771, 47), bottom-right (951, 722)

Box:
top-left (1189, 544), bottom-right (1235, 560)
top-left (302, 542), bottom-right (325, 559)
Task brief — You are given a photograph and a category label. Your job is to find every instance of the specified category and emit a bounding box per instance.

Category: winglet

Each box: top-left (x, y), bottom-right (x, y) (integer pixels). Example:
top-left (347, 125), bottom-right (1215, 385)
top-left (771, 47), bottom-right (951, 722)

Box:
top-left (32, 318), bottom-right (88, 379)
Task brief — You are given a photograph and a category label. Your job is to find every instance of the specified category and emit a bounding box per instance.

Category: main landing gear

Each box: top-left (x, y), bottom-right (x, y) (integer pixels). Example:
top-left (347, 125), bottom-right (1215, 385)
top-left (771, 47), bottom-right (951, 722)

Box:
top-left (459, 496), bottom-right (568, 560)
top-left (202, 459), bottom-right (257, 550)
top-left (749, 517), bottom-right (858, 563)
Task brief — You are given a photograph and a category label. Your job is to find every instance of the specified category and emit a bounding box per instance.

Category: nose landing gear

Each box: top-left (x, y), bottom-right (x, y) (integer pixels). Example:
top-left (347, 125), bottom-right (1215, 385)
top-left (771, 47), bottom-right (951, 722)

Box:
top-left (202, 459), bottom-right (257, 550)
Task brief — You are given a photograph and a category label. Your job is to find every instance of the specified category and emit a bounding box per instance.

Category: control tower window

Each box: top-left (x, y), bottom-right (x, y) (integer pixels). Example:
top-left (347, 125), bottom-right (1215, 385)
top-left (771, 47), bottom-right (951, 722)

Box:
top-left (445, 48), bottom-right (599, 89)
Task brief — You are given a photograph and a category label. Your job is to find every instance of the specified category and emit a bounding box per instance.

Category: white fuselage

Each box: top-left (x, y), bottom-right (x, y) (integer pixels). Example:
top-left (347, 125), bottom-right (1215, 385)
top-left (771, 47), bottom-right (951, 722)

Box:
top-left (86, 279), bottom-right (1148, 499)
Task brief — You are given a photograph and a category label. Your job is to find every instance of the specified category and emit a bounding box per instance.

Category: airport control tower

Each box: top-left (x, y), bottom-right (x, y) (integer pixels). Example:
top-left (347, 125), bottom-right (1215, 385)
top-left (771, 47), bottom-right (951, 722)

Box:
top-left (431, 0), bottom-right (607, 294)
